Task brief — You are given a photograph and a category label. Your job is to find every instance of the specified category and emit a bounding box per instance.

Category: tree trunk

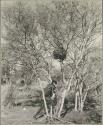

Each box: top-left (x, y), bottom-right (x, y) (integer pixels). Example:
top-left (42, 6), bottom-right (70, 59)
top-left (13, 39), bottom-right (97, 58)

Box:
top-left (80, 101), bottom-right (84, 112)
top-left (56, 70), bottom-right (76, 117)
top-left (38, 78), bottom-right (49, 117)
top-left (75, 92), bottom-right (78, 111)
top-left (57, 90), bottom-right (66, 117)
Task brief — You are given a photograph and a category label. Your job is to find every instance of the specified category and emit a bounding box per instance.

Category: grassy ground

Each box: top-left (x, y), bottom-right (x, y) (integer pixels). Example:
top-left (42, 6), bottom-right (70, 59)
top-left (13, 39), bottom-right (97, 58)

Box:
top-left (1, 85), bottom-right (101, 125)
top-left (1, 85), bottom-right (65, 125)
top-left (1, 85), bottom-right (46, 125)
top-left (1, 106), bottom-right (46, 125)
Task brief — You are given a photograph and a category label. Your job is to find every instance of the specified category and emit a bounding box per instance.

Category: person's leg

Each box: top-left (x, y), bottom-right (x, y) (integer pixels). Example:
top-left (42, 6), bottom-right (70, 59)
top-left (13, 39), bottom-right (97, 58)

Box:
top-left (33, 105), bottom-right (45, 119)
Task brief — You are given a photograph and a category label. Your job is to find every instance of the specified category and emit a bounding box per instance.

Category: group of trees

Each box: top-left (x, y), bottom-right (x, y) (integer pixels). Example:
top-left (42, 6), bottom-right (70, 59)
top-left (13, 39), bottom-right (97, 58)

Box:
top-left (1, 0), bottom-right (102, 123)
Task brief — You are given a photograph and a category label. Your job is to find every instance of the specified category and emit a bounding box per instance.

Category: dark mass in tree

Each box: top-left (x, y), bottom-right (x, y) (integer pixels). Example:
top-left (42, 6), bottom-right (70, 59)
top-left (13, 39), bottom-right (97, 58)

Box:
top-left (33, 81), bottom-right (57, 119)
top-left (53, 47), bottom-right (67, 62)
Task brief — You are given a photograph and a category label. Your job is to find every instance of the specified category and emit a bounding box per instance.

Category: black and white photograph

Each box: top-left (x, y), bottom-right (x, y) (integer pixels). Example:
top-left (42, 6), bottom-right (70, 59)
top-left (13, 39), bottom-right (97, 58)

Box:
top-left (1, 0), bottom-right (102, 124)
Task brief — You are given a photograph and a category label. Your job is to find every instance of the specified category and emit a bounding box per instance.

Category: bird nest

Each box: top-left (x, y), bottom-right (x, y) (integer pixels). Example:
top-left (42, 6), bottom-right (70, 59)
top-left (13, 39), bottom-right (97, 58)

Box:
top-left (53, 47), bottom-right (67, 62)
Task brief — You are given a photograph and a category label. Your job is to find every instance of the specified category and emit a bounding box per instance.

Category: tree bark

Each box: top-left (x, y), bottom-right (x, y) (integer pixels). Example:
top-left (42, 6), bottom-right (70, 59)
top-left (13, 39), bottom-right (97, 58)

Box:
top-left (57, 90), bottom-right (66, 117)
top-left (56, 70), bottom-right (76, 117)
top-left (38, 78), bottom-right (49, 117)
top-left (75, 92), bottom-right (79, 111)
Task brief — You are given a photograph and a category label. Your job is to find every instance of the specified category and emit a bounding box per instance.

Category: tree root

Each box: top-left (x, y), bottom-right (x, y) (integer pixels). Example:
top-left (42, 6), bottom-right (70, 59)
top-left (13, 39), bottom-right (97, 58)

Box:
top-left (44, 115), bottom-right (72, 124)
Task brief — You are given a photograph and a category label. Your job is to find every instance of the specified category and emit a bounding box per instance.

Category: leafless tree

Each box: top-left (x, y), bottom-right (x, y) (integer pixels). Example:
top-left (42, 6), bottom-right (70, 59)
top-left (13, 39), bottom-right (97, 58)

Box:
top-left (36, 0), bottom-right (102, 117)
top-left (2, 0), bottom-right (102, 122)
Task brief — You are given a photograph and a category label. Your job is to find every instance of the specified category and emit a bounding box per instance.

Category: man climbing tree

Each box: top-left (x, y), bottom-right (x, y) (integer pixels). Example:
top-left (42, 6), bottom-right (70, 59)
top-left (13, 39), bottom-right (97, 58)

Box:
top-left (33, 79), bottom-right (57, 119)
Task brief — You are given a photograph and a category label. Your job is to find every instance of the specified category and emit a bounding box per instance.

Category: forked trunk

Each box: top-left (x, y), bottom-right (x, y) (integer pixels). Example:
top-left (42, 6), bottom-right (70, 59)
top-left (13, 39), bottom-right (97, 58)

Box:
top-left (74, 83), bottom-right (88, 112)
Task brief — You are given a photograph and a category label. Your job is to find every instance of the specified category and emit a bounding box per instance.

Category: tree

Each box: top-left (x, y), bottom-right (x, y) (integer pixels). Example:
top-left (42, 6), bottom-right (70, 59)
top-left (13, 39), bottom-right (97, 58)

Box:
top-left (36, 0), bottom-right (102, 117)
top-left (2, 0), bottom-right (102, 123)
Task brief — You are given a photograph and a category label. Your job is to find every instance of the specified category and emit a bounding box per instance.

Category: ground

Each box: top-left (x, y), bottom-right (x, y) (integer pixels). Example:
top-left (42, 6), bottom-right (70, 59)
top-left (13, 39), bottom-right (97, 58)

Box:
top-left (1, 106), bottom-right (47, 125)
top-left (1, 85), bottom-right (101, 125)
top-left (1, 85), bottom-right (46, 125)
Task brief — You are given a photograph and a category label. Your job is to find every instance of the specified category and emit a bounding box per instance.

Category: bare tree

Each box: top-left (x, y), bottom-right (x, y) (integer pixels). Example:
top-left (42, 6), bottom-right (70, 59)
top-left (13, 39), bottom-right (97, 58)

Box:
top-left (2, 0), bottom-right (102, 123)
top-left (36, 0), bottom-right (102, 117)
